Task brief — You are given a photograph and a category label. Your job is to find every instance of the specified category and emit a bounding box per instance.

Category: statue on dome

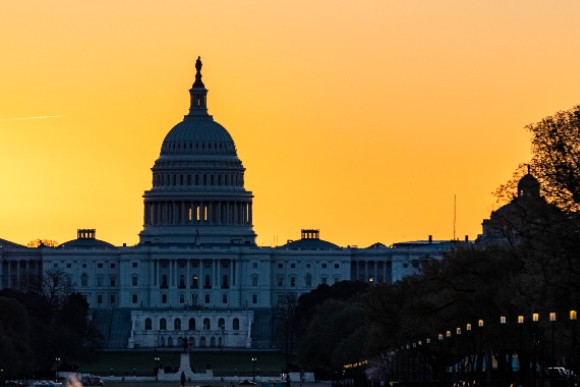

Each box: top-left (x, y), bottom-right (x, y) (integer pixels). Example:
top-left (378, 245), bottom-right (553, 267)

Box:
top-left (195, 56), bottom-right (202, 73)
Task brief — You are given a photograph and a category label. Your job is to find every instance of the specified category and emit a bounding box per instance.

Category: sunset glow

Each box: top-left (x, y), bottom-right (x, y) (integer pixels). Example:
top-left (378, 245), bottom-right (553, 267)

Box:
top-left (1, 1), bottom-right (579, 247)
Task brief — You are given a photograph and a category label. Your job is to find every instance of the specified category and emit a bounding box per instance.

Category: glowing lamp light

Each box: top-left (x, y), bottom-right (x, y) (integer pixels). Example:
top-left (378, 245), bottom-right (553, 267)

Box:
top-left (550, 312), bottom-right (556, 322)
top-left (518, 315), bottom-right (524, 324)
top-left (478, 319), bottom-right (484, 328)
top-left (533, 313), bottom-right (539, 322)
top-left (570, 310), bottom-right (577, 321)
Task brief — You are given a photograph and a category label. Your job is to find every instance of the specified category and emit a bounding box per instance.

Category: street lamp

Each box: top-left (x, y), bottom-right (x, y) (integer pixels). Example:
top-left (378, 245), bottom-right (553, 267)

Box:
top-left (532, 313), bottom-right (539, 387)
top-left (154, 357), bottom-right (160, 380)
top-left (500, 316), bottom-right (507, 385)
top-left (477, 320), bottom-right (484, 385)
top-left (570, 310), bottom-right (577, 386)
top-left (251, 357), bottom-right (258, 381)
top-left (518, 315), bottom-right (524, 385)
top-left (456, 327), bottom-right (462, 381)
top-left (55, 357), bottom-right (61, 381)
top-left (550, 312), bottom-right (557, 366)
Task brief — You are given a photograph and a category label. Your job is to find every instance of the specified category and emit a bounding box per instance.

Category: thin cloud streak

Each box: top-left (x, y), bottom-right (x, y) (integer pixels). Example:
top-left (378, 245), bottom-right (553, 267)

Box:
top-left (0, 115), bottom-right (66, 121)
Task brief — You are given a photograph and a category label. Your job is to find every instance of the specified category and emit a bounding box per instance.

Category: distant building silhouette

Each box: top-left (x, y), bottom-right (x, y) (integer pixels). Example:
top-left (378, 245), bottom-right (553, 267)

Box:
top-left (476, 169), bottom-right (563, 246)
top-left (0, 59), bottom-right (457, 349)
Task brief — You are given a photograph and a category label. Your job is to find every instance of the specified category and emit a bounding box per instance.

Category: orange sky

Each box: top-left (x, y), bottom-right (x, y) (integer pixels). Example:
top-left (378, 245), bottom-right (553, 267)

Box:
top-left (1, 1), bottom-right (579, 247)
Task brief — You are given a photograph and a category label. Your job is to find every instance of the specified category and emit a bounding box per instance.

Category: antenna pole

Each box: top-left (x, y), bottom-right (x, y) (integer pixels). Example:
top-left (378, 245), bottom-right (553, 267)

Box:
top-left (453, 194), bottom-right (457, 240)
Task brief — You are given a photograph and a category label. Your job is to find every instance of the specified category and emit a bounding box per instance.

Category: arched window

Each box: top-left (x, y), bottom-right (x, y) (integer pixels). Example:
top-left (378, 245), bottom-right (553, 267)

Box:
top-left (145, 318), bottom-right (152, 330)
top-left (160, 318), bottom-right (167, 330)
top-left (80, 273), bottom-right (88, 287)
top-left (159, 336), bottom-right (166, 347)
top-left (189, 336), bottom-right (195, 348)
top-left (305, 274), bottom-right (312, 288)
top-left (192, 275), bottom-right (198, 288)
top-left (168, 337), bottom-right (173, 347)
top-left (189, 318), bottom-right (196, 331)
top-left (233, 318), bottom-right (240, 331)
top-left (174, 318), bottom-right (181, 330)
top-left (218, 318), bottom-right (225, 329)
top-left (200, 337), bottom-right (207, 347)
top-left (178, 337), bottom-right (185, 348)
top-left (210, 337), bottom-right (216, 347)
top-left (218, 337), bottom-right (223, 347)
top-left (203, 318), bottom-right (211, 330)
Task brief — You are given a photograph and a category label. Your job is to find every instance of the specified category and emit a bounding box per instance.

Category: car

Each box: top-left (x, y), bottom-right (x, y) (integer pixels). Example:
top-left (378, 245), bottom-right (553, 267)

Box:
top-left (80, 376), bottom-right (104, 387)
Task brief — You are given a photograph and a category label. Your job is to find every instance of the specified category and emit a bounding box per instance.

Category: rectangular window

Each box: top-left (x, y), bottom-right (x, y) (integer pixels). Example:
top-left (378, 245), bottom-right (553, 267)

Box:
top-left (252, 294), bottom-right (258, 304)
top-left (290, 263), bottom-right (296, 268)
top-left (97, 295), bottom-right (103, 304)
top-left (97, 276), bottom-right (104, 287)
top-left (334, 263), bottom-right (340, 269)
top-left (205, 294), bottom-right (210, 304)
top-left (109, 294), bottom-right (115, 305)
top-left (161, 294), bottom-right (167, 304)
top-left (110, 277), bottom-right (116, 287)
top-left (321, 263), bottom-right (327, 268)
top-left (132, 276), bottom-right (138, 286)
top-left (97, 263), bottom-right (103, 268)
top-left (66, 263), bottom-right (72, 269)
top-left (290, 277), bottom-right (296, 287)
top-left (179, 294), bottom-right (185, 304)
top-left (222, 294), bottom-right (228, 304)
top-left (251, 276), bottom-right (258, 286)
top-left (132, 262), bottom-right (138, 268)
top-left (277, 275), bottom-right (284, 287)
top-left (110, 263), bottom-right (116, 269)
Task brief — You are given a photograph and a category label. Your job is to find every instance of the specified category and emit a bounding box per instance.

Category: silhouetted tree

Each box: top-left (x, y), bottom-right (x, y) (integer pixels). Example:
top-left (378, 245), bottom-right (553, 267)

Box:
top-left (27, 239), bottom-right (59, 248)
top-left (496, 104), bottom-right (580, 213)
top-left (273, 292), bottom-right (299, 369)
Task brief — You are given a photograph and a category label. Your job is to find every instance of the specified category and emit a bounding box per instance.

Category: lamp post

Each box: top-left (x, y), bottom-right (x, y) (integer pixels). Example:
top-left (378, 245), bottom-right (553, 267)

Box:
top-left (500, 316), bottom-right (507, 386)
top-left (550, 312), bottom-right (557, 366)
top-left (518, 315), bottom-right (524, 386)
top-left (456, 327), bottom-right (462, 383)
top-left (154, 356), bottom-right (160, 380)
top-left (477, 319), bottom-right (484, 386)
top-left (55, 357), bottom-right (61, 381)
top-left (251, 357), bottom-right (258, 381)
top-left (466, 323), bottom-right (472, 377)
top-left (570, 310), bottom-right (577, 387)
top-left (438, 333), bottom-right (445, 385)
top-left (532, 313), bottom-right (539, 387)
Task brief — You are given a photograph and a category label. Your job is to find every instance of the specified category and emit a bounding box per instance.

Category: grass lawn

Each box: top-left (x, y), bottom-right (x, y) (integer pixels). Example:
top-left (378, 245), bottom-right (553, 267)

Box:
top-left (75, 351), bottom-right (286, 377)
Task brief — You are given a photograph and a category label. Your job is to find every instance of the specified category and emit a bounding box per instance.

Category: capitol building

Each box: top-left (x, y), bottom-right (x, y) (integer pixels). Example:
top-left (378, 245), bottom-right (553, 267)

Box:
top-left (0, 58), bottom-right (456, 350)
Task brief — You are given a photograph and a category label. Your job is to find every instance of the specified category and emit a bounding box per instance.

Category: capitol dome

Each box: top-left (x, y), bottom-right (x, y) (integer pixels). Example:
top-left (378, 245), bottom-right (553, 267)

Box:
top-left (160, 117), bottom-right (237, 157)
top-left (139, 57), bottom-right (256, 246)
